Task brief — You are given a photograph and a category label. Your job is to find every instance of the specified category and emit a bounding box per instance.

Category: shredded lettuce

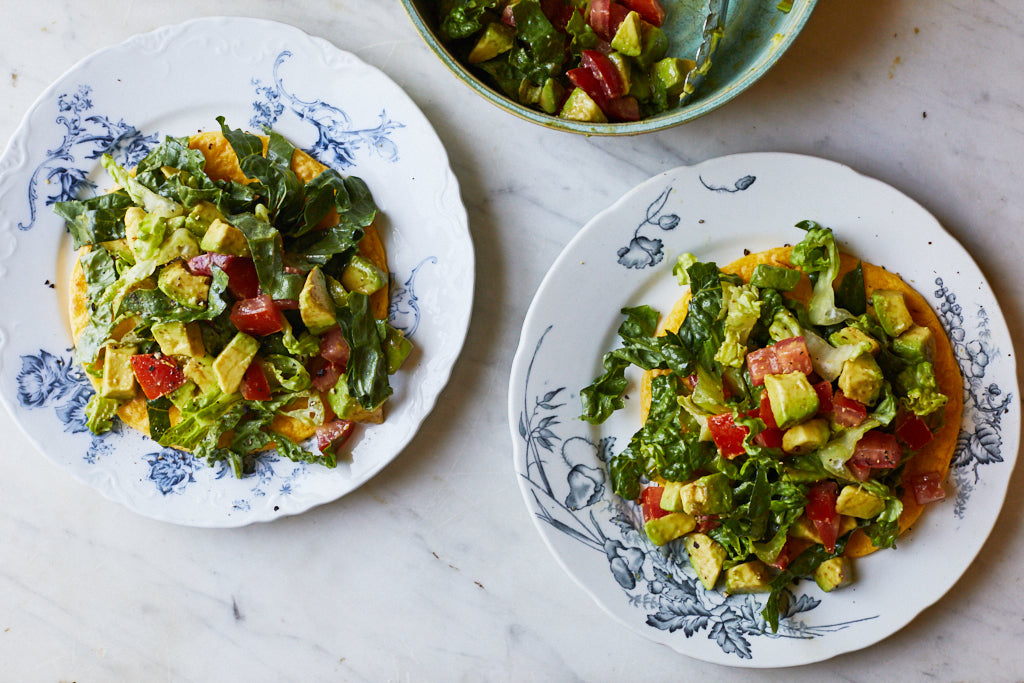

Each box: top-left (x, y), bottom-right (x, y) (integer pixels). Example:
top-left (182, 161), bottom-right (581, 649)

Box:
top-left (790, 221), bottom-right (852, 326)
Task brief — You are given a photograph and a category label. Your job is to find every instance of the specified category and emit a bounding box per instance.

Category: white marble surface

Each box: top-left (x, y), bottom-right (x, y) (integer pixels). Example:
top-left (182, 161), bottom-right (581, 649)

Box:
top-left (1, 1), bottom-right (1023, 680)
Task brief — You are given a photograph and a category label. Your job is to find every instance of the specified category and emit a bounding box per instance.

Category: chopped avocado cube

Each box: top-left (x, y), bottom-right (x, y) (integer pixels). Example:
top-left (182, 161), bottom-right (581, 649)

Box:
top-left (679, 473), bottom-right (733, 515)
top-left (644, 511), bottom-right (696, 546)
top-left (299, 266), bottom-right (337, 334)
top-left (750, 264), bottom-right (801, 291)
top-left (383, 323), bottom-right (413, 374)
top-left (200, 218), bottom-right (250, 256)
top-left (100, 238), bottom-right (135, 265)
top-left (559, 87), bottom-right (608, 123)
top-left (467, 22), bottom-right (515, 64)
top-left (763, 372), bottom-right (820, 429)
top-left (100, 343), bottom-right (137, 400)
top-left (781, 467), bottom-right (827, 483)
top-left (892, 325), bottom-right (936, 363)
top-left (326, 373), bottom-right (386, 423)
top-left (184, 201), bottom-right (226, 236)
top-left (611, 11), bottom-right (643, 57)
top-left (341, 254), bottom-right (387, 296)
top-left (157, 260), bottom-right (211, 310)
top-left (838, 353), bottom-right (884, 405)
top-left (872, 289), bottom-right (915, 337)
top-left (830, 325), bottom-right (881, 355)
top-left (183, 355), bottom-right (220, 395)
top-left (835, 485), bottom-right (886, 518)
top-left (651, 57), bottom-right (696, 98)
top-left (724, 560), bottom-right (772, 594)
top-left (518, 78), bottom-right (542, 106)
top-left (213, 332), bottom-right (259, 394)
top-left (151, 321), bottom-right (206, 358)
top-left (790, 514), bottom-right (858, 545)
top-left (684, 533), bottom-right (727, 590)
top-left (628, 69), bottom-right (652, 102)
top-left (538, 78), bottom-right (565, 115)
top-left (326, 274), bottom-right (349, 309)
top-left (154, 228), bottom-right (201, 266)
top-left (637, 22), bottom-right (668, 69)
top-left (659, 480), bottom-right (685, 512)
top-left (814, 556), bottom-right (852, 592)
top-left (123, 206), bottom-right (149, 258)
top-left (782, 418), bottom-right (831, 455)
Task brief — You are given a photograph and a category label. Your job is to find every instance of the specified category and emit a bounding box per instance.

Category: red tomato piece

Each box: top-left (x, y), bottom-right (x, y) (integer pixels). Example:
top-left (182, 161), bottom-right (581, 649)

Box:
top-left (273, 298), bottom-right (299, 310)
top-left (188, 253), bottom-right (261, 300)
top-left (894, 411), bottom-right (934, 450)
top-left (639, 485), bottom-right (668, 522)
top-left (587, 0), bottom-right (612, 39)
top-left (851, 430), bottom-right (903, 469)
top-left (813, 380), bottom-right (834, 415)
top-left (308, 355), bottom-right (343, 392)
top-left (580, 49), bottom-right (625, 100)
top-left (540, 0), bottom-right (577, 31)
top-left (130, 354), bottom-right (186, 400)
top-left (605, 96), bottom-right (640, 122)
top-left (500, 3), bottom-right (516, 26)
top-left (847, 459), bottom-right (872, 482)
top-left (241, 361), bottom-right (272, 401)
top-left (905, 471), bottom-right (946, 505)
top-left (319, 326), bottom-right (351, 369)
top-left (620, 0), bottom-right (666, 26)
top-left (805, 481), bottom-right (840, 553)
top-left (707, 412), bottom-right (749, 458)
top-left (832, 391), bottom-right (867, 427)
top-left (682, 373), bottom-right (699, 392)
top-left (746, 346), bottom-right (778, 386)
top-left (774, 336), bottom-right (814, 375)
top-left (758, 391), bottom-right (779, 429)
top-left (754, 427), bottom-right (785, 449)
top-left (230, 294), bottom-right (284, 336)
top-left (316, 419), bottom-right (355, 454)
top-left (566, 67), bottom-right (608, 108)
top-left (695, 514), bottom-right (720, 533)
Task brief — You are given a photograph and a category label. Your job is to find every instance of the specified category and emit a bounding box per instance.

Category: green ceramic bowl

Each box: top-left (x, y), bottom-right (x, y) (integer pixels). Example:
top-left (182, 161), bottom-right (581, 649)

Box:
top-left (400, 0), bottom-right (817, 135)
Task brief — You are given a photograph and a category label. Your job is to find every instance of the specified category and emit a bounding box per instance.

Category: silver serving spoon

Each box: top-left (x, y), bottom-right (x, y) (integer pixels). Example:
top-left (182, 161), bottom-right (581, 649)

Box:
top-left (680, 0), bottom-right (729, 105)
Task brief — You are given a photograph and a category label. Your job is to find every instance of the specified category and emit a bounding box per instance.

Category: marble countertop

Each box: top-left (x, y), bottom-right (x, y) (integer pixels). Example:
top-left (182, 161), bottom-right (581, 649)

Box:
top-left (2, 1), bottom-right (1023, 680)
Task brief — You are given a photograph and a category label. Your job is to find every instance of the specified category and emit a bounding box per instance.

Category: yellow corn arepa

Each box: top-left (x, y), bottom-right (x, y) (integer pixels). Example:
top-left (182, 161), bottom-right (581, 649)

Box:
top-left (69, 131), bottom-right (390, 444)
top-left (640, 246), bottom-right (963, 558)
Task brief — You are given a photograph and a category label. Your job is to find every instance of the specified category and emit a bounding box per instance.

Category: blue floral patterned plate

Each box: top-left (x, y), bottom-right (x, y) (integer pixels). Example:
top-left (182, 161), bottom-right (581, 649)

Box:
top-left (0, 17), bottom-right (473, 527)
top-left (508, 153), bottom-right (1018, 666)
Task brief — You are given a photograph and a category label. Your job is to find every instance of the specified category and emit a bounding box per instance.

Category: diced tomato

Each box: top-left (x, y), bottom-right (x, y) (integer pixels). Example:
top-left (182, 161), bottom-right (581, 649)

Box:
top-left (580, 50), bottom-right (624, 100)
top-left (567, 67), bottom-right (608, 108)
top-left (831, 391), bottom-right (867, 427)
top-left (695, 514), bottom-right (720, 533)
top-left (805, 481), bottom-right (840, 553)
top-left (758, 391), bottom-right (778, 429)
top-left (905, 471), bottom-right (946, 505)
top-left (319, 326), bottom-right (350, 368)
top-left (241, 361), bottom-right (272, 401)
top-left (745, 346), bottom-right (778, 386)
top-left (608, 2), bottom-right (630, 35)
top-left (605, 96), bottom-right (640, 122)
top-left (682, 373), bottom-right (699, 392)
top-left (754, 427), bottom-right (784, 449)
top-left (308, 355), bottom-right (343, 392)
top-left (894, 411), bottom-right (934, 450)
top-left (774, 336), bottom-right (814, 375)
top-left (230, 294), bottom-right (284, 336)
top-left (620, 0), bottom-right (666, 26)
top-left (707, 412), bottom-right (749, 458)
top-left (847, 459), bottom-right (872, 482)
top-left (316, 419), bottom-right (355, 455)
top-left (813, 380), bottom-right (833, 415)
top-left (640, 485), bottom-right (668, 522)
top-left (130, 353), bottom-right (186, 400)
top-left (273, 298), bottom-right (299, 310)
top-left (188, 253), bottom-right (261, 300)
top-left (587, 0), bottom-right (612, 39)
top-left (501, 3), bottom-right (516, 26)
top-left (851, 430), bottom-right (903, 469)
top-left (540, 0), bottom-right (578, 31)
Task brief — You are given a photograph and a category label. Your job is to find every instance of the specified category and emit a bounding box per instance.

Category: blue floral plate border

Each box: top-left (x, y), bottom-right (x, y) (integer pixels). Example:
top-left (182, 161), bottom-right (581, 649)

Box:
top-left (507, 153), bottom-right (1019, 667)
top-left (0, 17), bottom-right (474, 527)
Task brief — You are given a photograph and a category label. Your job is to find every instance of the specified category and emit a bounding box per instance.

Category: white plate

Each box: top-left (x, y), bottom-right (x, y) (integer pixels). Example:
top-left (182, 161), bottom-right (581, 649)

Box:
top-left (508, 153), bottom-right (1019, 667)
top-left (0, 17), bottom-right (473, 527)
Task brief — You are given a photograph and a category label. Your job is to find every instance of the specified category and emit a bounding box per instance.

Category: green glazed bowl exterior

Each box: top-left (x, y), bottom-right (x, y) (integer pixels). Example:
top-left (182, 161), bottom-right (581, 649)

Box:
top-left (400, 0), bottom-right (818, 136)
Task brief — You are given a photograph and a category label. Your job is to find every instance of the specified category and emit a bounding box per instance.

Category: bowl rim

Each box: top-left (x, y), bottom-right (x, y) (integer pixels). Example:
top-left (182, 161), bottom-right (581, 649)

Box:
top-left (399, 0), bottom-right (819, 136)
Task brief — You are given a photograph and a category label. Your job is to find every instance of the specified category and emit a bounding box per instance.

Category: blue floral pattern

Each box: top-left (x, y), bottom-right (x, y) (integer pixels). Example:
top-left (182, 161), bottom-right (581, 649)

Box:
top-left (616, 186), bottom-right (680, 270)
top-left (250, 51), bottom-right (404, 168)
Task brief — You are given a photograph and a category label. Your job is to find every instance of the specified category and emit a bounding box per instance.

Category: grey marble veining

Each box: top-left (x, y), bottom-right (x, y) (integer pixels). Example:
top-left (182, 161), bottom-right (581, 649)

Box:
top-left (1, 0), bottom-right (1023, 680)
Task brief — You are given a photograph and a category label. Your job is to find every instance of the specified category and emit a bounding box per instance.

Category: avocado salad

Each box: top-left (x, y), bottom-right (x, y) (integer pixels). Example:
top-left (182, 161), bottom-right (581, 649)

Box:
top-left (580, 222), bottom-right (952, 631)
top-left (437, 0), bottom-right (699, 123)
top-left (55, 118), bottom-right (412, 478)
